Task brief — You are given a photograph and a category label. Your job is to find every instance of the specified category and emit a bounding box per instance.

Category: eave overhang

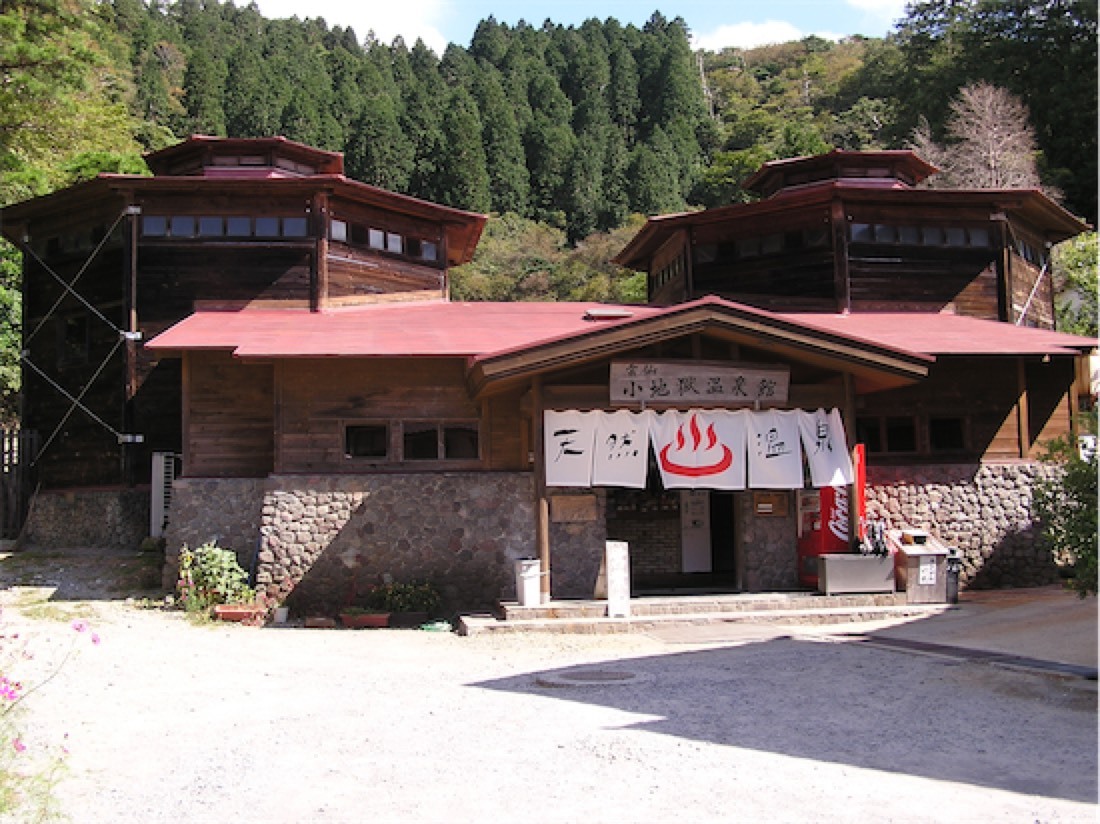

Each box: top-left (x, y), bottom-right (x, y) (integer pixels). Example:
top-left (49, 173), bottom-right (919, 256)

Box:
top-left (467, 297), bottom-right (933, 399)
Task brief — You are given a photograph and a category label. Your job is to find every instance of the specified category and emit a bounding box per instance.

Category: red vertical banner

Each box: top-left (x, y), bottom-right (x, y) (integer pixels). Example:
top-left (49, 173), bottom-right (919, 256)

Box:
top-left (853, 443), bottom-right (867, 543)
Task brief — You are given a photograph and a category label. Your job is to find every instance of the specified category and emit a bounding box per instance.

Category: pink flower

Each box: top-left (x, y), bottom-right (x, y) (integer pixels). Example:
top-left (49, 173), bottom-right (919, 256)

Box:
top-left (90, 633), bottom-right (101, 646)
top-left (71, 620), bottom-right (88, 633)
top-left (12, 738), bottom-right (25, 753)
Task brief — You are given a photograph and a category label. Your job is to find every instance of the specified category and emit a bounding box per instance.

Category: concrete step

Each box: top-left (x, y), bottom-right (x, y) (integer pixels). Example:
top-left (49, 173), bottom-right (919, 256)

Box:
top-left (459, 602), bottom-right (951, 636)
top-left (497, 592), bottom-right (910, 621)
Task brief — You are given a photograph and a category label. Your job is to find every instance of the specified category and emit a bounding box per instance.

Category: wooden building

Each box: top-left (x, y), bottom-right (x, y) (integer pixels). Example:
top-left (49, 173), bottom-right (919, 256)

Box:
top-left (1, 140), bottom-right (1093, 612)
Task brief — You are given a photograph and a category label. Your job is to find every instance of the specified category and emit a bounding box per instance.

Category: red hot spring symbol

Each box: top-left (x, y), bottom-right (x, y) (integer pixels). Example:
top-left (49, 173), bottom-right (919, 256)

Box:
top-left (659, 414), bottom-right (734, 477)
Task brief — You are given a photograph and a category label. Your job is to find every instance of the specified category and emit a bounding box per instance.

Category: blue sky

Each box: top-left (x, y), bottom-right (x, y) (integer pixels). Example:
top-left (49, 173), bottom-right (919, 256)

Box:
top-left (248, 0), bottom-right (909, 53)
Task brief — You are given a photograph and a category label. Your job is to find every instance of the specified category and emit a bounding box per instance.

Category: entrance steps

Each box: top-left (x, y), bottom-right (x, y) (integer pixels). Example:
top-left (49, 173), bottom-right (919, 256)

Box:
top-left (458, 592), bottom-right (950, 636)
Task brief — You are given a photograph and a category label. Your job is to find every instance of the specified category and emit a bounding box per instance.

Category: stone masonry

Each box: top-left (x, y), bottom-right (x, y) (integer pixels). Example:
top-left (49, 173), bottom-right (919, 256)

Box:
top-left (865, 462), bottom-right (1063, 588)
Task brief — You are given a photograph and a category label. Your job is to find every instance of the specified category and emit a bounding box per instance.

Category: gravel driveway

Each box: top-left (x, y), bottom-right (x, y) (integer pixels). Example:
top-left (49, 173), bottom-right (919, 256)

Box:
top-left (0, 550), bottom-right (1096, 823)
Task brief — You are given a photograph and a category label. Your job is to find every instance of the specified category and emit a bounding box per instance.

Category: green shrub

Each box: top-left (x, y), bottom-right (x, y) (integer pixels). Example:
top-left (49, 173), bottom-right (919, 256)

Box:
top-left (1035, 435), bottom-right (1098, 597)
top-left (365, 581), bottom-right (441, 614)
top-left (176, 542), bottom-right (255, 613)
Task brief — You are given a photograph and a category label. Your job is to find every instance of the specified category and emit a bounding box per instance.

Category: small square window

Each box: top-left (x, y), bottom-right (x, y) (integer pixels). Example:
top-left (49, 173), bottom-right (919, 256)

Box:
top-left (255, 217), bottom-right (279, 237)
top-left (856, 418), bottom-right (883, 454)
top-left (850, 223), bottom-right (873, 243)
top-left (945, 227), bottom-right (967, 247)
top-left (885, 417), bottom-right (917, 453)
top-left (443, 424), bottom-right (479, 459)
top-left (345, 425), bottom-right (388, 459)
top-left (929, 417), bottom-right (966, 452)
top-left (169, 216), bottom-right (195, 237)
top-left (874, 224), bottom-right (897, 243)
top-left (403, 422), bottom-right (438, 460)
top-left (226, 216), bottom-right (251, 237)
top-left (898, 226), bottom-right (920, 244)
top-left (142, 216), bottom-right (167, 236)
top-left (968, 227), bottom-right (990, 247)
top-left (386, 232), bottom-right (403, 254)
top-left (330, 219), bottom-right (347, 243)
top-left (922, 226), bottom-right (945, 245)
top-left (368, 228), bottom-right (385, 250)
top-left (282, 217), bottom-right (308, 237)
top-left (198, 216), bottom-right (223, 237)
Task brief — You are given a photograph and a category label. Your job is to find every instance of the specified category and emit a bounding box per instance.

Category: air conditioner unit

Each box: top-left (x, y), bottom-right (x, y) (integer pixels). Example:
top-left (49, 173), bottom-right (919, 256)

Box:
top-left (150, 452), bottom-right (178, 538)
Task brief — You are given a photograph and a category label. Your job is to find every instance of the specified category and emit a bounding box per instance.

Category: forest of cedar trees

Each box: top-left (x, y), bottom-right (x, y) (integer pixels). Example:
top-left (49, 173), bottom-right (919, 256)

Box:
top-left (0, 1), bottom-right (1096, 422)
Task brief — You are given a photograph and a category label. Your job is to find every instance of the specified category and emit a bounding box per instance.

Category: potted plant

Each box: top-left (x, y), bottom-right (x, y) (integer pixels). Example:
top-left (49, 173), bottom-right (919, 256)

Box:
top-left (370, 581), bottom-right (442, 628)
top-left (177, 541), bottom-right (265, 623)
top-left (339, 605), bottom-right (390, 629)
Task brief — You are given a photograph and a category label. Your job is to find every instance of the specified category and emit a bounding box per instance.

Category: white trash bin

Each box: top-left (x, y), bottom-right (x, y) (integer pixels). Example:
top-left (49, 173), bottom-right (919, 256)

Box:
top-left (515, 559), bottom-right (541, 606)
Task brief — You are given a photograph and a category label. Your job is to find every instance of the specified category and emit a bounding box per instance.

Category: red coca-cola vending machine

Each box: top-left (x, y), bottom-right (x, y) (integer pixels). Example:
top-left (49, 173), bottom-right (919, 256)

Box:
top-left (797, 446), bottom-right (866, 588)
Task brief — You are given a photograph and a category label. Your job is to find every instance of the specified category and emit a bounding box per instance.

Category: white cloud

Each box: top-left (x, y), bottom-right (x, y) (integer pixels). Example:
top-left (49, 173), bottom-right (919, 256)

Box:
top-left (845, 0), bottom-right (908, 26)
top-left (692, 21), bottom-right (842, 51)
top-left (248, 0), bottom-right (450, 54)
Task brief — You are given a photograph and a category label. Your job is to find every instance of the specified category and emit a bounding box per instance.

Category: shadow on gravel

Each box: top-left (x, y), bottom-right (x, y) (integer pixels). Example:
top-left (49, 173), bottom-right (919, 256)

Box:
top-left (473, 636), bottom-right (1098, 803)
top-left (0, 547), bottom-right (165, 602)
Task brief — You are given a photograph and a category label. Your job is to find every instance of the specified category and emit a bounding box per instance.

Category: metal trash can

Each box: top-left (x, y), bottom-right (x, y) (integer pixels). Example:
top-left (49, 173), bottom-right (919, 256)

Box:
top-left (515, 559), bottom-right (541, 606)
top-left (945, 548), bottom-right (962, 604)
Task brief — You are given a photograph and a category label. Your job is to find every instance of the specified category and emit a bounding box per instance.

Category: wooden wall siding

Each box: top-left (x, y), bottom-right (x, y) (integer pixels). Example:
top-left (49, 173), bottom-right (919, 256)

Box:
top-left (848, 247), bottom-right (999, 316)
top-left (23, 249), bottom-right (126, 323)
top-left (1025, 358), bottom-right (1075, 457)
top-left (326, 249), bottom-right (445, 302)
top-left (649, 231), bottom-right (688, 305)
top-left (275, 358), bottom-right (482, 474)
top-left (136, 191), bottom-right (314, 219)
top-left (137, 246), bottom-right (313, 316)
top-left (486, 391), bottom-right (526, 470)
top-left (1009, 253), bottom-right (1055, 328)
top-left (184, 351), bottom-right (274, 478)
top-left (856, 356), bottom-right (1075, 461)
top-left (692, 250), bottom-right (835, 308)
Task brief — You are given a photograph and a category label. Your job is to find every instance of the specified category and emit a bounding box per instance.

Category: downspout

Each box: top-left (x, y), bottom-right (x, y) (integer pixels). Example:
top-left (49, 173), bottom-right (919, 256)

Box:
top-left (532, 376), bottom-right (551, 603)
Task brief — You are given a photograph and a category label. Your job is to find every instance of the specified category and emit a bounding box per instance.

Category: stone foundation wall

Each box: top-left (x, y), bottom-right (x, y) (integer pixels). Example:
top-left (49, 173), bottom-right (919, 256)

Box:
top-left (23, 487), bottom-right (150, 549)
top-left (865, 462), bottom-right (1061, 588)
top-left (258, 473), bottom-right (537, 616)
top-left (161, 477), bottom-right (267, 589)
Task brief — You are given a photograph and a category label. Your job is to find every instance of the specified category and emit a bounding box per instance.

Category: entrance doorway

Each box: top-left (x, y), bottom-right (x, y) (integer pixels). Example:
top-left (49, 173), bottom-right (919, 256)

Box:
top-left (677, 489), bottom-right (740, 591)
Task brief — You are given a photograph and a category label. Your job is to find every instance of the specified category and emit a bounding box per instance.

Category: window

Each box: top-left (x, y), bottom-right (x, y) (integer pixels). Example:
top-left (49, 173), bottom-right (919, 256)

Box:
top-left (345, 425), bottom-right (389, 459)
top-left (226, 216), bottom-right (252, 237)
top-left (198, 217), bottom-right (223, 237)
top-left (884, 417), bottom-right (918, 453)
top-left (929, 417), bottom-right (966, 452)
top-left (368, 228), bottom-right (385, 250)
top-left (282, 217), bottom-right (308, 237)
top-left (386, 232), bottom-right (403, 254)
top-left (254, 217), bottom-right (280, 237)
top-left (142, 216), bottom-right (167, 236)
top-left (850, 223), bottom-right (874, 243)
top-left (330, 219), bottom-right (348, 243)
top-left (855, 418), bottom-right (883, 454)
top-left (345, 421), bottom-right (479, 462)
top-left (443, 423), bottom-right (480, 459)
top-left (169, 216), bottom-right (195, 237)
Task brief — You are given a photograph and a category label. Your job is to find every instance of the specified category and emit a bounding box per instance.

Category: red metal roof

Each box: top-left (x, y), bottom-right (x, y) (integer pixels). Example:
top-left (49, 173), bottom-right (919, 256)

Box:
top-left (146, 299), bottom-right (1095, 361)
top-left (146, 301), bottom-right (663, 358)
top-left (779, 312), bottom-right (1096, 357)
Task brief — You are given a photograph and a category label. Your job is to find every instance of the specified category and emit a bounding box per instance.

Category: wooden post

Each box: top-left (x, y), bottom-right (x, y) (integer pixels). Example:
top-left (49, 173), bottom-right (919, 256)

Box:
top-left (830, 201), bottom-right (851, 314)
top-left (122, 201), bottom-right (139, 485)
top-left (531, 376), bottom-right (551, 603)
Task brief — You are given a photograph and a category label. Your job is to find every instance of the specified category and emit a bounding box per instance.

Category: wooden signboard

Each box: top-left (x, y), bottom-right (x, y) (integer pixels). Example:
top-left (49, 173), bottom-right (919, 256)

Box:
top-left (610, 360), bottom-right (790, 406)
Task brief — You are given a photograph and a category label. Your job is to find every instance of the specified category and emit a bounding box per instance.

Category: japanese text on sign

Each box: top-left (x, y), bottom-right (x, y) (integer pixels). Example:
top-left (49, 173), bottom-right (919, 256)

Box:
top-left (610, 360), bottom-right (790, 406)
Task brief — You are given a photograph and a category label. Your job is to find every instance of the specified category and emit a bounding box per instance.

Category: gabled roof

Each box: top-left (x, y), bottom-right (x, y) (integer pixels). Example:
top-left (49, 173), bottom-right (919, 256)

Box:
top-left (147, 296), bottom-right (1096, 399)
